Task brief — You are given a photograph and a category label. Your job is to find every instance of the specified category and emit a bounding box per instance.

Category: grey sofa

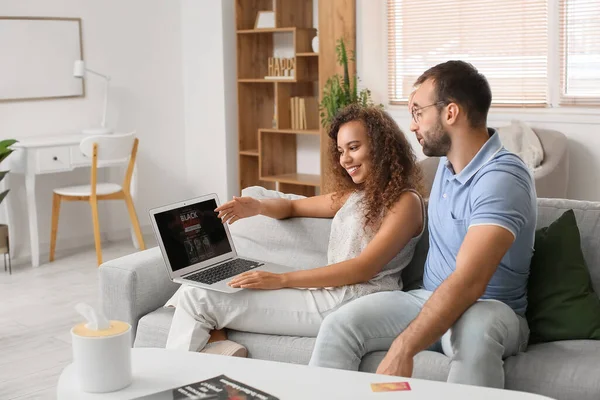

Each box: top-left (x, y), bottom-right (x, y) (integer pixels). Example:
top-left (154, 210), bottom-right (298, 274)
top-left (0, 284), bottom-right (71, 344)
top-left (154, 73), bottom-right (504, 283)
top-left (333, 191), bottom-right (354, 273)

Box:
top-left (418, 128), bottom-right (570, 198)
top-left (99, 187), bottom-right (600, 400)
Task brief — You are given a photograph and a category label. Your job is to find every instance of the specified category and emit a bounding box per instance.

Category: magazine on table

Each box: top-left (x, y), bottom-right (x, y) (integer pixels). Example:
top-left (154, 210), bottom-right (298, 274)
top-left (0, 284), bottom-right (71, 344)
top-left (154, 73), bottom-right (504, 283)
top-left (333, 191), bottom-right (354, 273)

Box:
top-left (132, 374), bottom-right (279, 400)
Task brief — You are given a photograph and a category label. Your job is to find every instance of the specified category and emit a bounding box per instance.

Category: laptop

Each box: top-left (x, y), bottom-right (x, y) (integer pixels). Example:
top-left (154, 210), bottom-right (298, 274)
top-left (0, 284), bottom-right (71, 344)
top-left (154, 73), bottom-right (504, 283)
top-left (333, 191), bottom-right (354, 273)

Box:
top-left (149, 194), bottom-right (295, 293)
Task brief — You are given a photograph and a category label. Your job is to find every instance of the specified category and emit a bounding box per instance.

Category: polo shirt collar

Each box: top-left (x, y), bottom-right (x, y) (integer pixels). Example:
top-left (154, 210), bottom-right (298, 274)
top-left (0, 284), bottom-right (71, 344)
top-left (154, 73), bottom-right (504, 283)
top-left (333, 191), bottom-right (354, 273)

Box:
top-left (445, 128), bottom-right (503, 185)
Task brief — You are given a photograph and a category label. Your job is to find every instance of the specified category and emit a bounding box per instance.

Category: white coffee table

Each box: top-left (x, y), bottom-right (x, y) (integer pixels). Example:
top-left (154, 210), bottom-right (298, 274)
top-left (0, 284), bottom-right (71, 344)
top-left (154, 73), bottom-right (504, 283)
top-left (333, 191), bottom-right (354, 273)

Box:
top-left (57, 348), bottom-right (554, 399)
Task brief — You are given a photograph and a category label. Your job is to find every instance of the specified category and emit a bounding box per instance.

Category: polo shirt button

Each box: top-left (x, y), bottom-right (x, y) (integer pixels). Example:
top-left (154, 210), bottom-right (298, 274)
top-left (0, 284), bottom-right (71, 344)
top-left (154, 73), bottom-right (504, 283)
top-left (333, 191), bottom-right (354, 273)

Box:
top-left (443, 193), bottom-right (448, 198)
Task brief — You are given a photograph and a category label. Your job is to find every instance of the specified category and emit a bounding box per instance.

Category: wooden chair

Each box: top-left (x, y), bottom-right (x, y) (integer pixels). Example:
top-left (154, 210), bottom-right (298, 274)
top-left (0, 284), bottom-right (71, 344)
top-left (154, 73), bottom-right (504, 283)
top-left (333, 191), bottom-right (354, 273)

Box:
top-left (49, 132), bottom-right (146, 266)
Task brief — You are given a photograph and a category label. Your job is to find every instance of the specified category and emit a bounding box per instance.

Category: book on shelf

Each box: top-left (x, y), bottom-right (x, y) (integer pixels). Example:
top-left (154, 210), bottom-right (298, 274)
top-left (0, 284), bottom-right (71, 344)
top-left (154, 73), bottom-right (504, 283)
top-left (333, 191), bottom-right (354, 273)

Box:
top-left (290, 96), bottom-right (318, 130)
top-left (132, 374), bottom-right (279, 400)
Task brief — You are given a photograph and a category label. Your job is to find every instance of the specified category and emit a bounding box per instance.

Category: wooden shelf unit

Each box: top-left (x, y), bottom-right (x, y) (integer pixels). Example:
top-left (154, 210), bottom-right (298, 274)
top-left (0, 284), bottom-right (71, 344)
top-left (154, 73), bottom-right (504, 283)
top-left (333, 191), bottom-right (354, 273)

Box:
top-left (235, 0), bottom-right (355, 196)
top-left (235, 0), bottom-right (320, 196)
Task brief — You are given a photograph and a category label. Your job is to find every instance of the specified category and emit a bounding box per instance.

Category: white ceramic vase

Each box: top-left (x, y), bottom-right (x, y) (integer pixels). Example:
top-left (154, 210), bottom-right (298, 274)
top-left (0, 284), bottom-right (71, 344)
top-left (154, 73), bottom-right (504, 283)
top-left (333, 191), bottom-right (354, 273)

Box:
top-left (312, 31), bottom-right (319, 53)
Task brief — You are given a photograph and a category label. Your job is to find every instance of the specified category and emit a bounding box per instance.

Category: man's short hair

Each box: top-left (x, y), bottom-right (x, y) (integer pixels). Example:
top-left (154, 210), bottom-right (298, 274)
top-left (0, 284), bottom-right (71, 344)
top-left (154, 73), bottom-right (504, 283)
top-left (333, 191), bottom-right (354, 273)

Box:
top-left (415, 60), bottom-right (492, 128)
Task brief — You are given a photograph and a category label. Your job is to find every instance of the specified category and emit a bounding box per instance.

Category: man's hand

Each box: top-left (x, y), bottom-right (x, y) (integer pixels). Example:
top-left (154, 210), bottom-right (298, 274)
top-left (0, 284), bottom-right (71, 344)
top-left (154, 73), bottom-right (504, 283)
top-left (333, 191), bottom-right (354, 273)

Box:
top-left (228, 270), bottom-right (286, 290)
top-left (376, 341), bottom-right (414, 377)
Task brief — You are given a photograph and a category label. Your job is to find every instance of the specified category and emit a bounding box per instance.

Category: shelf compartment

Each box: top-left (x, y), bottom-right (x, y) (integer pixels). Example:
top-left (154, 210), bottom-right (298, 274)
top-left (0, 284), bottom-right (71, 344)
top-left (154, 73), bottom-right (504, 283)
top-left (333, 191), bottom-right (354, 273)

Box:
top-left (238, 79), bottom-right (280, 83)
top-left (238, 84), bottom-right (275, 152)
top-left (275, 82), bottom-right (318, 130)
top-left (236, 0), bottom-right (273, 31)
top-left (259, 129), bottom-right (321, 188)
top-left (278, 182), bottom-right (316, 197)
top-left (237, 27), bottom-right (296, 34)
top-left (237, 34), bottom-right (274, 80)
top-left (240, 154), bottom-right (275, 192)
top-left (295, 55), bottom-right (319, 83)
top-left (260, 128), bottom-right (320, 135)
top-left (259, 130), bottom-right (297, 180)
top-left (294, 28), bottom-right (317, 54)
top-left (261, 173), bottom-right (321, 187)
top-left (237, 28), bottom-right (316, 81)
top-left (239, 78), bottom-right (315, 83)
top-left (276, 0), bottom-right (314, 29)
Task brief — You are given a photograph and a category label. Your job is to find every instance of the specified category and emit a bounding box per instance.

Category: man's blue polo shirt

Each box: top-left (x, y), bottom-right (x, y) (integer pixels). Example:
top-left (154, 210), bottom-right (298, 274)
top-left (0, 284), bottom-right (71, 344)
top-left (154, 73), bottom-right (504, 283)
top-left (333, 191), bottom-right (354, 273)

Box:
top-left (423, 129), bottom-right (537, 316)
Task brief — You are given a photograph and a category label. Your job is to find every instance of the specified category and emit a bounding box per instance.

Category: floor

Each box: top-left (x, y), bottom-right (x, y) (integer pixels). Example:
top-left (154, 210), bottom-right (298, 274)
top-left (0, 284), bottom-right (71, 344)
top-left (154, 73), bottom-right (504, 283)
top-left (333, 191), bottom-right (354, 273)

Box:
top-left (0, 235), bottom-right (156, 400)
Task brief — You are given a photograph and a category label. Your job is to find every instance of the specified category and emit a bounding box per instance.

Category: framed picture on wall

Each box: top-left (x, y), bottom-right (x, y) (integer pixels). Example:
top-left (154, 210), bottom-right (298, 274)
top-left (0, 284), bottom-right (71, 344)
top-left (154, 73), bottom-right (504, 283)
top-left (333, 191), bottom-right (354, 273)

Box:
top-left (0, 16), bottom-right (84, 102)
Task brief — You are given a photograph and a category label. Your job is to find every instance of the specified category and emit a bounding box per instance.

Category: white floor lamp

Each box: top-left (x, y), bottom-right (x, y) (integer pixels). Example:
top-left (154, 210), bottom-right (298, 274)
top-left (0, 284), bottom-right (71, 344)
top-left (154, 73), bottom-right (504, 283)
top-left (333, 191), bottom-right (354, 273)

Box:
top-left (73, 60), bottom-right (113, 135)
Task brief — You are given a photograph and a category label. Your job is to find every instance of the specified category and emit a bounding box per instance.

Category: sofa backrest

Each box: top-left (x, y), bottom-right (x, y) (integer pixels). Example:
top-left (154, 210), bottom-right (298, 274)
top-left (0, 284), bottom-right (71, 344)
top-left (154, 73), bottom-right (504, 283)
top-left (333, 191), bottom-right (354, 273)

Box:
top-left (229, 187), bottom-right (330, 270)
top-left (402, 198), bottom-right (600, 294)
top-left (417, 127), bottom-right (570, 199)
top-left (231, 188), bottom-right (600, 296)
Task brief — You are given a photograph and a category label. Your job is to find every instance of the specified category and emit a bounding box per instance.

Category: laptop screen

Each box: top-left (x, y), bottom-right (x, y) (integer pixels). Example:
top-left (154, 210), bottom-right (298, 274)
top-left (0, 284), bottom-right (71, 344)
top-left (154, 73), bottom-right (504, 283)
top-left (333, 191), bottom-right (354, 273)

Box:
top-left (153, 199), bottom-right (232, 272)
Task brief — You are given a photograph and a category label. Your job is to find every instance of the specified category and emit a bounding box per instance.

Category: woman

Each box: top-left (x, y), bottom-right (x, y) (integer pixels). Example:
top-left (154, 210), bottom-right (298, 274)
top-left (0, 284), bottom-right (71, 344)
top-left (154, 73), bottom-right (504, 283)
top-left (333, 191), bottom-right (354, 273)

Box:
top-left (164, 104), bottom-right (426, 356)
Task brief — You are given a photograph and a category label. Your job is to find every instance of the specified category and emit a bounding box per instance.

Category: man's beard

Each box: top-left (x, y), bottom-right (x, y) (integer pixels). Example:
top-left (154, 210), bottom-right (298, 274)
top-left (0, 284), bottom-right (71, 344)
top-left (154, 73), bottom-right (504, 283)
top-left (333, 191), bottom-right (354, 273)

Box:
top-left (422, 117), bottom-right (451, 157)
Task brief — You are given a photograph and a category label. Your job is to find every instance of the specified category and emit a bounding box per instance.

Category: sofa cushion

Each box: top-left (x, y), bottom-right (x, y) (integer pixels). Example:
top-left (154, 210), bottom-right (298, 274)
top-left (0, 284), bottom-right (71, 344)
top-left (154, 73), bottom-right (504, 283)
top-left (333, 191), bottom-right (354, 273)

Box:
top-left (227, 331), bottom-right (315, 365)
top-left (527, 209), bottom-right (600, 344)
top-left (228, 186), bottom-right (331, 270)
top-left (536, 198), bottom-right (600, 294)
top-left (359, 350), bottom-right (450, 381)
top-left (504, 340), bottom-right (600, 400)
top-left (134, 306), bottom-right (318, 364)
top-left (134, 306), bottom-right (173, 348)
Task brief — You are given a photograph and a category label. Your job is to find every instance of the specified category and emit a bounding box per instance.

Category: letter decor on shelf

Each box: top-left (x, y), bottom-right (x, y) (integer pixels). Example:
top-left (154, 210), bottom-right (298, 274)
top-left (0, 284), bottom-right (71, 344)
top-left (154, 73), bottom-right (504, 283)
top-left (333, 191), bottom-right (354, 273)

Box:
top-left (266, 57), bottom-right (295, 80)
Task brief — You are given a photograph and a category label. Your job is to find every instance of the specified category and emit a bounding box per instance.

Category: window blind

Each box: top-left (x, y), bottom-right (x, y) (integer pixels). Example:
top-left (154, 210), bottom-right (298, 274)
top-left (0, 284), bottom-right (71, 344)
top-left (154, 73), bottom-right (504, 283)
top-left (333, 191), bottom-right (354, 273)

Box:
top-left (388, 0), bottom-right (549, 106)
top-left (559, 0), bottom-right (600, 105)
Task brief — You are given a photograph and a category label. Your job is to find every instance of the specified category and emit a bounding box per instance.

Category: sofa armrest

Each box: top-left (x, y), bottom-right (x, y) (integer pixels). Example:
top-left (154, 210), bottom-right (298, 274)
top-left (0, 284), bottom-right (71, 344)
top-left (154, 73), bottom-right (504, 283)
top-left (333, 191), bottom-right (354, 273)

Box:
top-left (99, 247), bottom-right (180, 341)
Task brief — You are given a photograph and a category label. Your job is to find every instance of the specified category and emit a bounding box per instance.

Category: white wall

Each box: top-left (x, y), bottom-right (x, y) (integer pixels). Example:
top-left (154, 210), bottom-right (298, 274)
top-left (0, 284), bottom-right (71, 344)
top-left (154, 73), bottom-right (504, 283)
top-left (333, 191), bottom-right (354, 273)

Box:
top-left (179, 0), bottom-right (318, 190)
top-left (181, 0), bottom-right (239, 202)
top-left (357, 0), bottom-right (600, 202)
top-left (0, 0), bottom-right (190, 262)
top-left (296, 0), bottom-right (321, 176)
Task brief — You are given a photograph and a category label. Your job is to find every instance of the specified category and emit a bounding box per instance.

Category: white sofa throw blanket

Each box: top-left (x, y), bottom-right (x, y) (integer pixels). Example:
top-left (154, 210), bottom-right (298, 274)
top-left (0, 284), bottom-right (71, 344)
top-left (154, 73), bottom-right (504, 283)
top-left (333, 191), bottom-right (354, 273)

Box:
top-left (496, 120), bottom-right (544, 172)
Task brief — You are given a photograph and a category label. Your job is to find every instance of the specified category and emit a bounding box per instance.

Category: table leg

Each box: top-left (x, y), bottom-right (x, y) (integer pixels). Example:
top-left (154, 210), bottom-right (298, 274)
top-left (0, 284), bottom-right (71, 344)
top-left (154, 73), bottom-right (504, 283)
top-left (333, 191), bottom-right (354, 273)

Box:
top-left (25, 173), bottom-right (40, 267)
top-left (130, 163), bottom-right (140, 250)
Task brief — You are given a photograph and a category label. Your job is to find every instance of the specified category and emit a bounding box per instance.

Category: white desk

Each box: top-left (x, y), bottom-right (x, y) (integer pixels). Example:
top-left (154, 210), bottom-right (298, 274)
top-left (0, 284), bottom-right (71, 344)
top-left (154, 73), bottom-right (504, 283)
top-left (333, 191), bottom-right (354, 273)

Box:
top-left (2, 133), bottom-right (140, 267)
top-left (56, 348), bottom-right (555, 399)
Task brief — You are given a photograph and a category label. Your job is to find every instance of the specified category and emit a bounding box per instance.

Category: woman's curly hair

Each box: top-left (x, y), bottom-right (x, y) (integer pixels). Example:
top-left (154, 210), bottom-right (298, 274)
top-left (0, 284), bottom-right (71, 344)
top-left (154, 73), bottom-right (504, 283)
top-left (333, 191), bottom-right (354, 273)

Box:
top-left (328, 104), bottom-right (424, 229)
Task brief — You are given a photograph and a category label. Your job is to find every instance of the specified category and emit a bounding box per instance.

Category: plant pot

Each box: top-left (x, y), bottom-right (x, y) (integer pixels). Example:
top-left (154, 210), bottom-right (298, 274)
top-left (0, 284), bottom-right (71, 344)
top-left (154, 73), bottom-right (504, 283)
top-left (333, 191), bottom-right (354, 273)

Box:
top-left (0, 224), bottom-right (8, 254)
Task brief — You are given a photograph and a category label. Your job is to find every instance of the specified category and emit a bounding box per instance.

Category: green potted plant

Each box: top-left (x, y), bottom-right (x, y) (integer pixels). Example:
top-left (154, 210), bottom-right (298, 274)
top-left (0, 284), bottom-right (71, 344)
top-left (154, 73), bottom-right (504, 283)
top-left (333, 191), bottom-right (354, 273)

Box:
top-left (319, 38), bottom-right (382, 129)
top-left (0, 139), bottom-right (17, 265)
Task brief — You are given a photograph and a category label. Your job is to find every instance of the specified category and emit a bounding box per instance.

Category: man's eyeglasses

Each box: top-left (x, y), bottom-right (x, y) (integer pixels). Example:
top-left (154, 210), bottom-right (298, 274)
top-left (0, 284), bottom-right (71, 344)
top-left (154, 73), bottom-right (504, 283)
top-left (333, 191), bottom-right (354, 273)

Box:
top-left (410, 101), bottom-right (445, 124)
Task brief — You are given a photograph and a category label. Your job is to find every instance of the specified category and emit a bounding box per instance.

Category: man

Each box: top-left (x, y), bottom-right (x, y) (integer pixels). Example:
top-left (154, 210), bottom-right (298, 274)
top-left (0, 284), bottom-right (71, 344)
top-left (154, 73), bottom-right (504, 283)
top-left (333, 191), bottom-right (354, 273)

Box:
top-left (308, 60), bottom-right (536, 389)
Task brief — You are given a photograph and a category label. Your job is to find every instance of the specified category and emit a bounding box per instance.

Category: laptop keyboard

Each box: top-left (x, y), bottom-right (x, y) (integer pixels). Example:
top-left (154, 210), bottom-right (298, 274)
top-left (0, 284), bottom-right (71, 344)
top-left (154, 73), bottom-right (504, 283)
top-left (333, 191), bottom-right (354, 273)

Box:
top-left (185, 258), bottom-right (263, 285)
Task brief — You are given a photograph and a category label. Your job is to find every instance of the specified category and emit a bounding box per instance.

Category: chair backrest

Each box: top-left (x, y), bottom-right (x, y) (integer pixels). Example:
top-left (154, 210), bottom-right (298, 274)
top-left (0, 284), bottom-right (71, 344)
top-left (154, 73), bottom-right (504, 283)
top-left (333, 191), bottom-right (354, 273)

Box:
top-left (79, 131), bottom-right (139, 195)
top-left (80, 132), bottom-right (136, 162)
